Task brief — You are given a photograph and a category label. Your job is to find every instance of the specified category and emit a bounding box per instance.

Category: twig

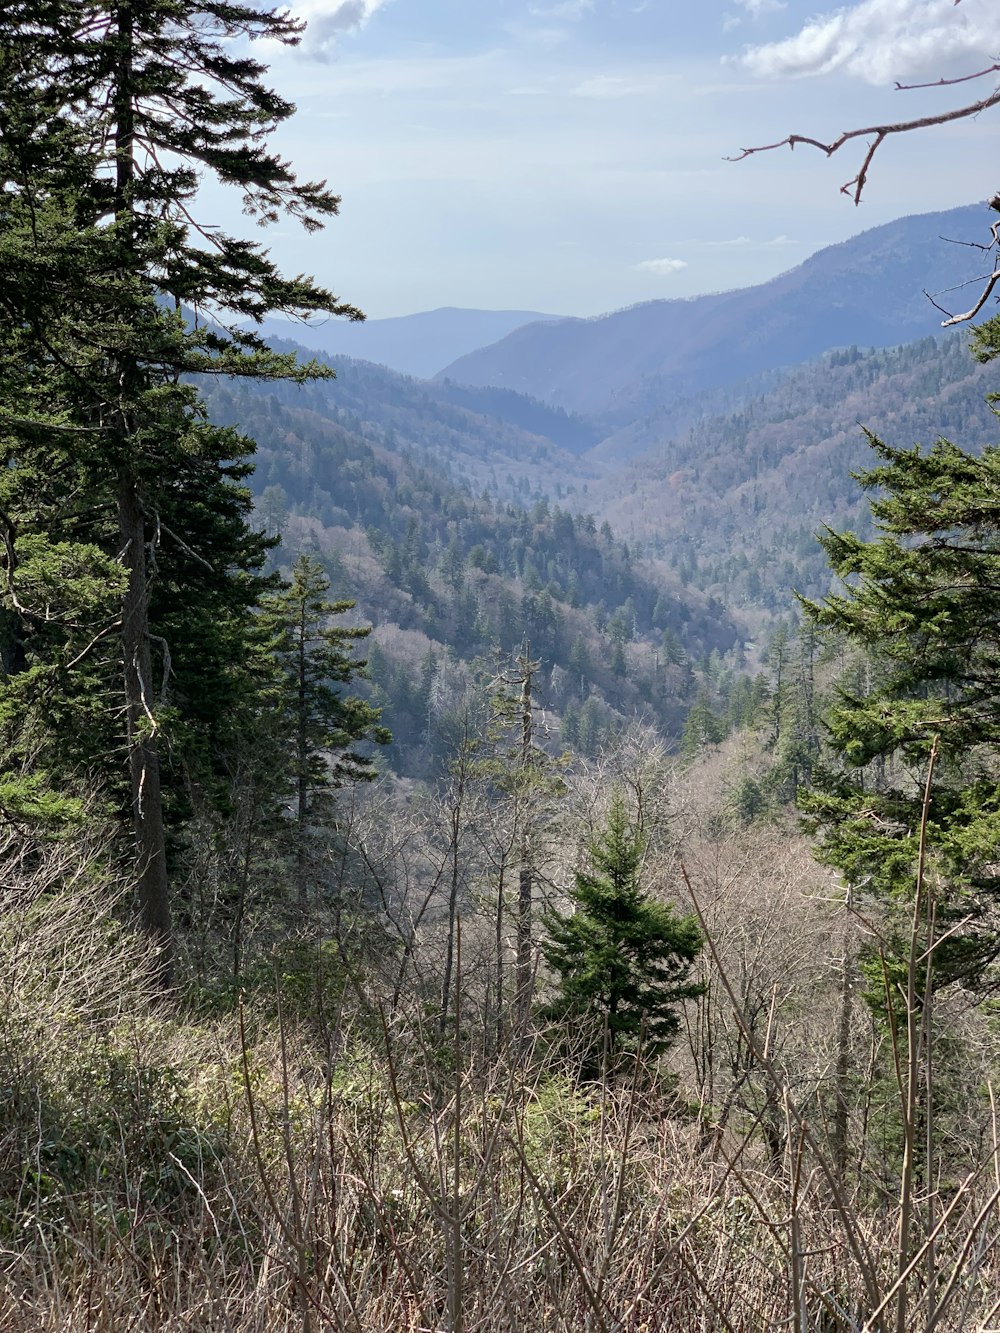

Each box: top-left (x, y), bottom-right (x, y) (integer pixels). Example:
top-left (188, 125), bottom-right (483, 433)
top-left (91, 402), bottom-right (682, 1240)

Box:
top-left (895, 62), bottom-right (1000, 92)
top-left (729, 89), bottom-right (1000, 205)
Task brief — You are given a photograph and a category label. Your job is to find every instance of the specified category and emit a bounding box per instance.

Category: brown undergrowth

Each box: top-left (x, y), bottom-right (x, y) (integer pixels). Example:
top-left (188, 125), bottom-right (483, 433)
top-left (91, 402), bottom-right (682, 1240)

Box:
top-left (1, 817), bottom-right (999, 1332)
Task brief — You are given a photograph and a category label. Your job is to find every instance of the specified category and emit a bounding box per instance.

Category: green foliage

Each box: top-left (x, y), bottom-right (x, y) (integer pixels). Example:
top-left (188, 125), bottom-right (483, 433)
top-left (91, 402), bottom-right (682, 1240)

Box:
top-left (681, 687), bottom-right (724, 758)
top-left (0, 0), bottom-right (363, 953)
top-left (0, 771), bottom-right (84, 827)
top-left (802, 433), bottom-right (1000, 989)
top-left (260, 554), bottom-right (390, 797)
top-left (541, 792), bottom-right (703, 1064)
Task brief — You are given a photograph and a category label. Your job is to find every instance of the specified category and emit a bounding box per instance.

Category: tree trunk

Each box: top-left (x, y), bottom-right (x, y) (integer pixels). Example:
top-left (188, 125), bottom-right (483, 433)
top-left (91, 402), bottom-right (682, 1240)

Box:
top-left (119, 470), bottom-right (173, 989)
top-left (832, 913), bottom-right (854, 1181)
top-left (296, 600), bottom-right (309, 906)
top-left (494, 856), bottom-right (506, 1056)
top-left (113, 3), bottom-right (173, 991)
top-left (440, 797), bottom-right (463, 1035)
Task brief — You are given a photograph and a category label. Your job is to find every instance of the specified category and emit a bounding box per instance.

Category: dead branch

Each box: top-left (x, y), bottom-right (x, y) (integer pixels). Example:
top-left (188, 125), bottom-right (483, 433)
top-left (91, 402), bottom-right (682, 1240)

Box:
top-left (728, 85), bottom-right (1000, 206)
top-left (939, 266), bottom-right (1000, 326)
top-left (895, 62), bottom-right (1000, 92)
top-left (731, 8), bottom-right (1000, 327)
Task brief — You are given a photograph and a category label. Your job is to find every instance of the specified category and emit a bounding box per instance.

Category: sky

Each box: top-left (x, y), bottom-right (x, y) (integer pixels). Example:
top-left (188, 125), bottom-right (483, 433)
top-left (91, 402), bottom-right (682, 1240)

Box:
top-left (230, 0), bottom-right (1000, 318)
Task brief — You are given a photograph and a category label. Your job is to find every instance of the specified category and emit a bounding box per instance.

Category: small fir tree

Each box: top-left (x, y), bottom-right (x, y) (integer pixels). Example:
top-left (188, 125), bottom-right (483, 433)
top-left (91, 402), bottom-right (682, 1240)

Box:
top-left (541, 792), bottom-right (703, 1064)
top-left (259, 554), bottom-right (390, 903)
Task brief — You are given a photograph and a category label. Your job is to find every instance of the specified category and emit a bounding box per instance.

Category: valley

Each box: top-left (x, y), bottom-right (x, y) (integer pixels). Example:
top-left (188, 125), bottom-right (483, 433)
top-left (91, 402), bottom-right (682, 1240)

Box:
top-left (220, 204), bottom-right (1000, 764)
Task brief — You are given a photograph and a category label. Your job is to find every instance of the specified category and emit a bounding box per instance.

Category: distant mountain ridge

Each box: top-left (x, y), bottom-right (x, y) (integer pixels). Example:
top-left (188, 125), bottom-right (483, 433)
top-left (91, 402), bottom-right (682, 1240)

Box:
top-left (248, 306), bottom-right (561, 379)
top-left (437, 204), bottom-right (989, 425)
top-left (237, 204), bottom-right (1000, 639)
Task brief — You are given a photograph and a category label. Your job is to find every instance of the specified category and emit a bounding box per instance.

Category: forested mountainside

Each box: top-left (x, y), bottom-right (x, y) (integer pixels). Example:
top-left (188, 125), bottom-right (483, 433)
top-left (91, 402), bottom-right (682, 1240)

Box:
top-left (202, 374), bottom-right (745, 774)
top-left (438, 204), bottom-right (985, 422)
top-left (592, 331), bottom-right (999, 616)
top-left (244, 320), bottom-right (1000, 636)
top-left (249, 344), bottom-right (598, 498)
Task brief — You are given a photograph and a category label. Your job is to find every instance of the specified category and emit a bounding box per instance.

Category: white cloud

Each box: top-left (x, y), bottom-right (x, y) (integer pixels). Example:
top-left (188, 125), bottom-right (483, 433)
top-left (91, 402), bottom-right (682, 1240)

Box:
top-left (714, 233), bottom-right (795, 246)
top-left (292, 0), bottom-right (389, 55)
top-left (661, 235), bottom-right (797, 249)
top-left (737, 0), bottom-right (1000, 84)
top-left (634, 257), bottom-right (689, 275)
top-left (724, 0), bottom-right (786, 31)
top-left (503, 22), bottom-right (571, 49)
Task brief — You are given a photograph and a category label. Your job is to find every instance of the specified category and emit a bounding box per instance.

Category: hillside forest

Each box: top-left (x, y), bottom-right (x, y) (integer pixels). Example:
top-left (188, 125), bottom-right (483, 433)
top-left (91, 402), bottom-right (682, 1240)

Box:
top-left (5, 5), bottom-right (1000, 1331)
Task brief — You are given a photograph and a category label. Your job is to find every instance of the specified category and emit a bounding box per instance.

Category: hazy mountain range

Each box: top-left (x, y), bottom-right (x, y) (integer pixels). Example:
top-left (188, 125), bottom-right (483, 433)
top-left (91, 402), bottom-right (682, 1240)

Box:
top-left (248, 202), bottom-right (1000, 608)
top-left (231, 201), bottom-right (1000, 645)
top-left (437, 203), bottom-right (989, 424)
top-left (195, 200), bottom-right (1000, 756)
top-left (248, 306), bottom-right (558, 379)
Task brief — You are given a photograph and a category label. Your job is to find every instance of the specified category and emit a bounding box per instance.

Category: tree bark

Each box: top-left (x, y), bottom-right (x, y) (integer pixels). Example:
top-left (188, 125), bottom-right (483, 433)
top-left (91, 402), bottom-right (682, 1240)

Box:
top-left (296, 598), bottom-right (309, 906)
top-left (114, 4), bottom-right (172, 990)
top-left (515, 651), bottom-right (536, 1036)
top-left (119, 470), bottom-right (173, 989)
top-left (832, 914), bottom-right (854, 1182)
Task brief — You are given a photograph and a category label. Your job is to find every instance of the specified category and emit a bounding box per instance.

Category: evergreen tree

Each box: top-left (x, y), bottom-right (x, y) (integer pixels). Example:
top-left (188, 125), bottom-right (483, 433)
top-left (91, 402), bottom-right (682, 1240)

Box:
top-left (259, 555), bottom-right (389, 903)
top-left (541, 792), bottom-right (703, 1064)
top-left (681, 686), bottom-right (724, 758)
top-left (802, 434), bottom-right (1000, 988)
top-left (0, 1), bottom-right (361, 981)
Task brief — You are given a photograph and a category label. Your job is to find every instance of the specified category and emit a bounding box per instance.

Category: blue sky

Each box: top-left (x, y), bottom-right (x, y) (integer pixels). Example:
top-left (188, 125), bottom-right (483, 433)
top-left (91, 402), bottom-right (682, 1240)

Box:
top-left (237, 0), bottom-right (1000, 318)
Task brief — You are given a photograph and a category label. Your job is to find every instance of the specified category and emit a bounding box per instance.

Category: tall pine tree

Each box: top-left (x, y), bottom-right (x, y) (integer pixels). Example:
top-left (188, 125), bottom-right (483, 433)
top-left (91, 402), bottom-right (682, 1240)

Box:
top-left (0, 2), bottom-right (361, 985)
top-left (259, 555), bottom-right (389, 905)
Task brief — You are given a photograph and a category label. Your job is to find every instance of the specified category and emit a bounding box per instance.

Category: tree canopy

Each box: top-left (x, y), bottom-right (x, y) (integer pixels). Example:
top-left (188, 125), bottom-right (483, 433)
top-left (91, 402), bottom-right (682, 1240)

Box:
top-left (802, 433), bottom-right (1000, 990)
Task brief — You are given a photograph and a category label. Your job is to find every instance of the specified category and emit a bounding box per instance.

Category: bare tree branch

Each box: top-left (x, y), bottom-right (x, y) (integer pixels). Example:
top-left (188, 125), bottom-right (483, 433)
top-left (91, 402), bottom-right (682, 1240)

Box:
top-left (731, 1), bottom-right (1000, 326)
top-left (939, 267), bottom-right (1000, 326)
top-left (895, 63), bottom-right (1000, 92)
top-left (728, 86), bottom-right (1000, 206)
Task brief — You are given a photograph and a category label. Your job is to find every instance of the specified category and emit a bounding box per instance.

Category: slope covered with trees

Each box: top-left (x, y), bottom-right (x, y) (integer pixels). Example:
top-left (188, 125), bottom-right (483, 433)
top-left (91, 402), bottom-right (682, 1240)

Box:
top-left (201, 371), bottom-right (745, 773)
top-left (593, 331), bottom-right (1000, 617)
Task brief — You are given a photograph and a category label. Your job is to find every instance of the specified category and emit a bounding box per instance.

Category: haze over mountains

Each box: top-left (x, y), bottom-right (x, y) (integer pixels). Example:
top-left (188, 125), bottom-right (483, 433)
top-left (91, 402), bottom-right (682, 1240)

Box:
top-left (247, 206), bottom-right (993, 409)
top-left (254, 203), bottom-right (1000, 517)
top-left (251, 306), bottom-right (558, 379)
top-left (438, 204), bottom-right (988, 423)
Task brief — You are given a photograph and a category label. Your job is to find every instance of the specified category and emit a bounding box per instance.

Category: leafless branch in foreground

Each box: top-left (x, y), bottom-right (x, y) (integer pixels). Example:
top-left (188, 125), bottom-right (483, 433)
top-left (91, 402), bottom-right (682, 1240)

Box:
top-left (728, 84), bottom-right (1000, 207)
top-left (730, 11), bottom-right (1000, 326)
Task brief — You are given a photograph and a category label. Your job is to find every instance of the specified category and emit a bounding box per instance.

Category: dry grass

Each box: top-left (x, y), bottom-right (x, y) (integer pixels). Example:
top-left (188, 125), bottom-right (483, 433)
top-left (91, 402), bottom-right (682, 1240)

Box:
top-left (1, 824), bottom-right (999, 1332)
